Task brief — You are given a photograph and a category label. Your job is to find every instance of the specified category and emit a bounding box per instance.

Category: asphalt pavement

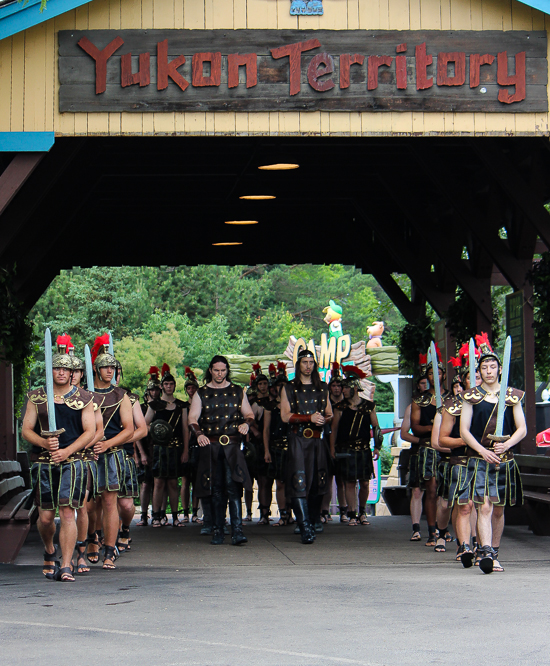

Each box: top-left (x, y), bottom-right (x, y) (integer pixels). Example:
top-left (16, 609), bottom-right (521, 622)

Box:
top-left (1, 515), bottom-right (550, 666)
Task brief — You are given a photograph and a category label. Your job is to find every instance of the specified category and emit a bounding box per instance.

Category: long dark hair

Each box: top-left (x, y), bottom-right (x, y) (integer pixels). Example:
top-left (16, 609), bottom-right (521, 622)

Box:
top-left (204, 355), bottom-right (231, 384)
top-left (293, 357), bottom-right (323, 391)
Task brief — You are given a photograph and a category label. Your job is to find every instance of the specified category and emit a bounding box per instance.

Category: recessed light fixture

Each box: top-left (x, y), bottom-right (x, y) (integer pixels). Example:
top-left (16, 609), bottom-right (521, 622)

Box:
top-left (239, 195), bottom-right (276, 200)
top-left (225, 220), bottom-right (258, 225)
top-left (258, 163), bottom-right (299, 171)
top-left (212, 242), bottom-right (243, 246)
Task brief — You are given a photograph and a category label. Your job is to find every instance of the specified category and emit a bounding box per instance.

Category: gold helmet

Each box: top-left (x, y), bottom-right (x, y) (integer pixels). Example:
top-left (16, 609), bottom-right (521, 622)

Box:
top-left (67, 339), bottom-right (85, 371)
top-left (52, 334), bottom-right (75, 370)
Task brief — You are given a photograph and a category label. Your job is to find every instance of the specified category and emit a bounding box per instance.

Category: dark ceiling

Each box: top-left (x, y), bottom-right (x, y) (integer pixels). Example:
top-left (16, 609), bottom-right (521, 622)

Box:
top-left (1, 135), bottom-right (549, 323)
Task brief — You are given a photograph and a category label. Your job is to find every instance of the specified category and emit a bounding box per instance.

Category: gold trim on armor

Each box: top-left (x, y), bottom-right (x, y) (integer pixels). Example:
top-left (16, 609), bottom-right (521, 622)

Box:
top-left (303, 428), bottom-right (314, 439)
top-left (219, 434), bottom-right (230, 446)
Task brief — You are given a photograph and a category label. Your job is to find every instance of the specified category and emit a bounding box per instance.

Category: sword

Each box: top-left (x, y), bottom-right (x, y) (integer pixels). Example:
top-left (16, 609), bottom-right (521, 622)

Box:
top-left (494, 336), bottom-right (512, 437)
top-left (42, 328), bottom-right (65, 439)
top-left (84, 344), bottom-right (94, 392)
top-left (108, 331), bottom-right (116, 385)
top-left (469, 338), bottom-right (476, 390)
top-left (429, 341), bottom-right (442, 409)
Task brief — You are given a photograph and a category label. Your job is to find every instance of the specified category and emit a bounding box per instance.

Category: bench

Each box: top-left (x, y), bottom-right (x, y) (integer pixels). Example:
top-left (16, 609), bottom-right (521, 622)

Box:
top-left (515, 453), bottom-right (550, 536)
top-left (381, 449), bottom-right (412, 515)
top-left (0, 454), bottom-right (36, 564)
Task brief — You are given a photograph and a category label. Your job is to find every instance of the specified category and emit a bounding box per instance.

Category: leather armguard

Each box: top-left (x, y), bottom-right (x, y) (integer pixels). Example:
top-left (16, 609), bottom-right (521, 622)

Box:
top-left (289, 414), bottom-right (311, 424)
top-left (373, 425), bottom-right (383, 449)
top-left (189, 423), bottom-right (204, 438)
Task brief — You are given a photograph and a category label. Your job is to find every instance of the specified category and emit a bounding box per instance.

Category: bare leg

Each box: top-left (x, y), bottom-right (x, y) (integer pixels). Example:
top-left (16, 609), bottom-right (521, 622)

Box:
top-left (455, 502), bottom-right (474, 544)
top-left (275, 480), bottom-right (286, 514)
top-left (336, 475), bottom-right (346, 507)
top-left (152, 478), bottom-right (166, 514)
top-left (470, 506), bottom-right (477, 539)
top-left (345, 482), bottom-right (358, 512)
top-left (167, 478), bottom-right (181, 522)
top-left (101, 490), bottom-right (119, 549)
top-left (358, 479), bottom-right (370, 508)
top-left (410, 487), bottom-right (424, 526)
top-left (139, 480), bottom-right (152, 521)
top-left (491, 505), bottom-right (505, 548)
top-left (58, 506), bottom-right (78, 571)
top-left (37, 508), bottom-right (57, 574)
top-left (76, 492), bottom-right (89, 542)
top-left (436, 498), bottom-right (452, 535)
top-left (424, 477), bottom-right (437, 532)
top-left (321, 475), bottom-right (333, 512)
top-left (476, 497), bottom-right (494, 546)
top-left (244, 489), bottom-right (253, 518)
top-left (181, 475), bottom-right (190, 511)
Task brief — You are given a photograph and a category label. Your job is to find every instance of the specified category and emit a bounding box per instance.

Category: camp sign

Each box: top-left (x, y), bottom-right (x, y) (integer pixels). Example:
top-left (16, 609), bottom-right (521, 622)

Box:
top-left (58, 29), bottom-right (548, 114)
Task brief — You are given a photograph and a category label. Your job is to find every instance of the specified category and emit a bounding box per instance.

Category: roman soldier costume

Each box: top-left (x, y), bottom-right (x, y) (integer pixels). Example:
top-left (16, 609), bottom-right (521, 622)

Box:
top-left (28, 336), bottom-right (93, 510)
top-left (462, 334), bottom-right (524, 508)
top-left (284, 348), bottom-right (331, 544)
top-left (91, 334), bottom-right (128, 493)
top-left (266, 363), bottom-right (290, 484)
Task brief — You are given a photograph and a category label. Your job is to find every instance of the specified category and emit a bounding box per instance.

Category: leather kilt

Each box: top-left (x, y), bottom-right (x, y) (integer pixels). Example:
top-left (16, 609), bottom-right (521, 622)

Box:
top-left (96, 447), bottom-right (126, 493)
top-left (335, 440), bottom-right (374, 482)
top-left (285, 433), bottom-right (330, 500)
top-left (267, 439), bottom-right (288, 482)
top-left (119, 454), bottom-right (139, 498)
top-left (437, 458), bottom-right (452, 500)
top-left (30, 453), bottom-right (88, 510)
top-left (468, 455), bottom-right (523, 507)
top-left (152, 444), bottom-right (184, 479)
top-left (448, 457), bottom-right (473, 506)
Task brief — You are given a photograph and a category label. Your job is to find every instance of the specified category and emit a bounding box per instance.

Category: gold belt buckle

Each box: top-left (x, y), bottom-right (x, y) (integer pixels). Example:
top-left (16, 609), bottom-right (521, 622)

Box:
top-left (219, 434), bottom-right (230, 446)
top-left (303, 428), bottom-right (314, 439)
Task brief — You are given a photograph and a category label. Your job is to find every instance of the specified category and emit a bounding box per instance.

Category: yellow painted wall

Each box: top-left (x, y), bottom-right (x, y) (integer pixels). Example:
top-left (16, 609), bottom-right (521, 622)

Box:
top-left (0, 0), bottom-right (548, 136)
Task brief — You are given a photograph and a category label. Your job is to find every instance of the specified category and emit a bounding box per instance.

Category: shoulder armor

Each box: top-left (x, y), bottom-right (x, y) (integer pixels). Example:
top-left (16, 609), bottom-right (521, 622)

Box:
top-left (175, 398), bottom-right (187, 409)
top-left (505, 387), bottom-right (525, 406)
top-left (413, 391), bottom-right (433, 407)
top-left (462, 387), bottom-right (485, 405)
top-left (28, 387), bottom-right (47, 405)
top-left (148, 398), bottom-right (167, 411)
top-left (444, 395), bottom-right (462, 417)
top-left (126, 391), bottom-right (140, 406)
top-left (333, 400), bottom-right (347, 412)
top-left (64, 387), bottom-right (94, 411)
top-left (358, 399), bottom-right (376, 413)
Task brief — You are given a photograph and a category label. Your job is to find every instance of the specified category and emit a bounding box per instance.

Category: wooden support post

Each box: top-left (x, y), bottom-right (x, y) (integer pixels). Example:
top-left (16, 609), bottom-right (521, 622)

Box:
top-left (0, 360), bottom-right (15, 460)
top-left (0, 153), bottom-right (44, 218)
top-left (522, 283), bottom-right (537, 454)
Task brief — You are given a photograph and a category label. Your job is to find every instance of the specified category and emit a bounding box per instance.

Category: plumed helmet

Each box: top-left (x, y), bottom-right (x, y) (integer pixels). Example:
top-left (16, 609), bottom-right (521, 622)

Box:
top-left (160, 363), bottom-right (176, 385)
top-left (328, 361), bottom-right (342, 385)
top-left (66, 339), bottom-right (85, 371)
top-left (91, 333), bottom-right (117, 369)
top-left (52, 334), bottom-right (75, 370)
top-left (184, 366), bottom-right (199, 388)
top-left (341, 364), bottom-right (367, 389)
top-left (475, 332), bottom-right (501, 367)
top-left (147, 366), bottom-right (161, 391)
top-left (250, 362), bottom-right (268, 387)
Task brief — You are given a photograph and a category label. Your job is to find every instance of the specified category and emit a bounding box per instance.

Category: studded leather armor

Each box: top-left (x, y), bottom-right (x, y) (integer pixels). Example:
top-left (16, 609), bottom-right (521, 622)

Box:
top-left (198, 384), bottom-right (244, 437)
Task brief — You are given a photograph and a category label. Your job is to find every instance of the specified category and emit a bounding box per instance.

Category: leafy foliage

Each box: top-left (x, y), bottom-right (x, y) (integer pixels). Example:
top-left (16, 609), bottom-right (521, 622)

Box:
top-left (0, 266), bottom-right (37, 416)
top-left (397, 316), bottom-right (434, 376)
top-left (530, 252), bottom-right (550, 380)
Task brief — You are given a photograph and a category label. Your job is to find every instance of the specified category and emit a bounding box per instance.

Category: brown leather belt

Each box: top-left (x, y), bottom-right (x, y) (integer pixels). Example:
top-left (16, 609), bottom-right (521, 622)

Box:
top-left (471, 450), bottom-right (514, 463)
top-left (450, 456), bottom-right (469, 466)
top-left (208, 435), bottom-right (240, 446)
top-left (291, 426), bottom-right (322, 439)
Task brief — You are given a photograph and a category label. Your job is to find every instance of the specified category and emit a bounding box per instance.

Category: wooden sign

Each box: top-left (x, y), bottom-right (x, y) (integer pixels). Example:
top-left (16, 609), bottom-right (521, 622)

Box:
top-left (58, 30), bottom-right (548, 113)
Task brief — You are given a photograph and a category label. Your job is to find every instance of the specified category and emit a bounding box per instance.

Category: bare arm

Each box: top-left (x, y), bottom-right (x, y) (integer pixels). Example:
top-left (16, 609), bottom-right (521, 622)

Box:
top-left (94, 394), bottom-right (134, 454)
top-left (431, 412), bottom-right (451, 453)
top-left (410, 401), bottom-right (432, 437)
top-left (493, 402), bottom-right (527, 454)
top-left (22, 402), bottom-right (54, 451)
top-left (188, 392), bottom-right (209, 447)
top-left (399, 404), bottom-right (420, 445)
top-left (263, 409), bottom-right (272, 463)
top-left (329, 408), bottom-right (342, 456)
top-left (280, 387), bottom-right (292, 423)
top-left (129, 401), bottom-right (148, 443)
top-left (439, 411), bottom-right (465, 450)
top-left (85, 408), bottom-right (105, 450)
top-left (459, 401), bottom-right (500, 464)
top-left (145, 406), bottom-right (155, 425)
top-left (51, 402), bottom-right (96, 463)
top-left (181, 407), bottom-right (189, 463)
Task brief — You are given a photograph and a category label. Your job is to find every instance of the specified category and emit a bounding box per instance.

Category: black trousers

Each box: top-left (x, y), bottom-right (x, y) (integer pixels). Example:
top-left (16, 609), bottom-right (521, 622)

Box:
top-left (212, 446), bottom-right (242, 503)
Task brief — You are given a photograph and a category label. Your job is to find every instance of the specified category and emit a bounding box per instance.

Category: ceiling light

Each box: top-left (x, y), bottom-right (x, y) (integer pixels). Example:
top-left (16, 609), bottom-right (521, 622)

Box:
top-left (258, 163), bottom-right (299, 171)
top-left (225, 220), bottom-right (258, 225)
top-left (239, 195), bottom-right (276, 200)
top-left (212, 242), bottom-right (243, 246)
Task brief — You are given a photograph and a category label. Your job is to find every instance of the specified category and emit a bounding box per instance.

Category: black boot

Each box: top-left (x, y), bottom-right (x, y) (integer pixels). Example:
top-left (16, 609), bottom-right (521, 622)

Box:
top-left (228, 498), bottom-right (248, 546)
top-left (200, 497), bottom-right (213, 535)
top-left (210, 494), bottom-right (225, 545)
top-left (308, 494), bottom-right (323, 533)
top-left (291, 497), bottom-right (314, 544)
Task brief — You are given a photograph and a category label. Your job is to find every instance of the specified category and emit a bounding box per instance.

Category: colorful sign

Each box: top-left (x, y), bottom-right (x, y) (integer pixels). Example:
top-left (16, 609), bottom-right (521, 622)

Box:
top-left (290, 0), bottom-right (324, 15)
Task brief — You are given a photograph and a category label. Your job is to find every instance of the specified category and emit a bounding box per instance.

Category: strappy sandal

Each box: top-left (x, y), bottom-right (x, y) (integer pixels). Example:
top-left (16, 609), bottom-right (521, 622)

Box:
top-left (410, 530), bottom-right (422, 541)
top-left (97, 531), bottom-right (105, 547)
top-left (339, 506), bottom-right (349, 523)
top-left (478, 546), bottom-right (495, 574)
top-left (273, 510), bottom-right (289, 526)
top-left (116, 525), bottom-right (131, 553)
top-left (457, 543), bottom-right (475, 568)
top-left (258, 505), bottom-right (271, 525)
top-left (425, 534), bottom-right (437, 547)
top-left (43, 549), bottom-right (59, 580)
top-left (172, 515), bottom-right (185, 527)
top-left (180, 510), bottom-right (190, 523)
top-left (444, 530), bottom-right (453, 542)
top-left (160, 513), bottom-right (168, 526)
top-left (358, 512), bottom-right (370, 526)
top-left (57, 566), bottom-right (75, 582)
top-left (75, 541), bottom-right (90, 573)
top-left (243, 512), bottom-right (253, 522)
top-left (136, 514), bottom-right (148, 526)
top-left (320, 510), bottom-right (328, 524)
top-left (191, 510), bottom-right (203, 524)
top-left (103, 545), bottom-right (118, 570)
top-left (434, 537), bottom-right (446, 553)
top-left (86, 532), bottom-right (101, 564)
top-left (151, 511), bottom-right (162, 528)
top-left (492, 547), bottom-right (504, 572)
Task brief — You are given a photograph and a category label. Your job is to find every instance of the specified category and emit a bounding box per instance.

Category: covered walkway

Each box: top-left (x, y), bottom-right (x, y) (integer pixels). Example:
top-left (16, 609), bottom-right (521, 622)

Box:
top-left (3, 515), bottom-right (550, 665)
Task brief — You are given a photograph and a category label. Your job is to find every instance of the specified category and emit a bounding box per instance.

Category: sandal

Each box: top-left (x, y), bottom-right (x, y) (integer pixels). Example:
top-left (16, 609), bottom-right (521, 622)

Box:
top-left (457, 543), bottom-right (475, 568)
top-left (180, 510), bottom-right (190, 523)
top-left (258, 504), bottom-right (271, 525)
top-left (136, 513), bottom-right (148, 526)
top-left (273, 510), bottom-right (289, 527)
top-left (434, 537), bottom-right (446, 553)
top-left (410, 530), bottom-right (422, 541)
top-left (86, 532), bottom-right (101, 564)
top-left (347, 510), bottom-right (358, 526)
top-left (97, 530), bottom-right (105, 548)
top-left (75, 541), bottom-right (90, 573)
top-left (191, 511), bottom-right (203, 524)
top-left (339, 506), bottom-right (349, 523)
top-left (172, 515), bottom-right (185, 527)
top-left (425, 535), bottom-right (437, 547)
top-left (103, 545), bottom-right (118, 570)
top-left (492, 547), bottom-right (504, 572)
top-left (478, 546), bottom-right (495, 574)
top-left (42, 549), bottom-right (59, 580)
top-left (320, 510), bottom-right (329, 524)
top-left (151, 511), bottom-right (163, 528)
top-left (116, 525), bottom-right (131, 553)
top-left (57, 566), bottom-right (75, 582)
top-left (243, 512), bottom-right (253, 522)
top-left (358, 512), bottom-right (370, 526)
top-left (444, 530), bottom-right (453, 542)
top-left (160, 513), bottom-right (168, 526)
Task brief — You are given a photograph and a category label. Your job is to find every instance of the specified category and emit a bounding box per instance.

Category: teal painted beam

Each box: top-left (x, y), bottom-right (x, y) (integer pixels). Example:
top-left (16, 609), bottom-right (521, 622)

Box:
top-left (0, 132), bottom-right (55, 151)
top-left (518, 0), bottom-right (550, 14)
top-left (0, 0), bottom-right (93, 42)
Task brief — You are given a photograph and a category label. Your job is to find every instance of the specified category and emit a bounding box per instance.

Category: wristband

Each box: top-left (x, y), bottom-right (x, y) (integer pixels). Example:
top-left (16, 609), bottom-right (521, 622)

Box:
top-left (289, 414), bottom-right (311, 424)
top-left (189, 423), bottom-right (204, 438)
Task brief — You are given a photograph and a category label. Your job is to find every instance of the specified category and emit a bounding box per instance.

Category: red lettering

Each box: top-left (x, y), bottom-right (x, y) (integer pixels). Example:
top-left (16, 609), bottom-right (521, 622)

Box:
top-left (77, 36), bottom-right (124, 95)
top-left (396, 44), bottom-right (407, 90)
top-left (307, 52), bottom-right (335, 92)
top-left (415, 42), bottom-right (433, 90)
top-left (227, 54), bottom-right (258, 89)
top-left (469, 54), bottom-right (495, 88)
top-left (121, 52), bottom-right (150, 88)
top-left (367, 55), bottom-right (392, 91)
top-left (271, 39), bottom-right (321, 96)
top-left (497, 51), bottom-right (526, 104)
top-left (339, 54), bottom-right (364, 89)
top-left (157, 40), bottom-right (188, 92)
top-left (192, 52), bottom-right (222, 87)
top-left (436, 52), bottom-right (466, 86)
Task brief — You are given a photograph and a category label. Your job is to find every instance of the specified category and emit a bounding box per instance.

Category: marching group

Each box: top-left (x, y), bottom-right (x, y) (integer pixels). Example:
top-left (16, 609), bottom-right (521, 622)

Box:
top-left (22, 327), bottom-right (525, 581)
